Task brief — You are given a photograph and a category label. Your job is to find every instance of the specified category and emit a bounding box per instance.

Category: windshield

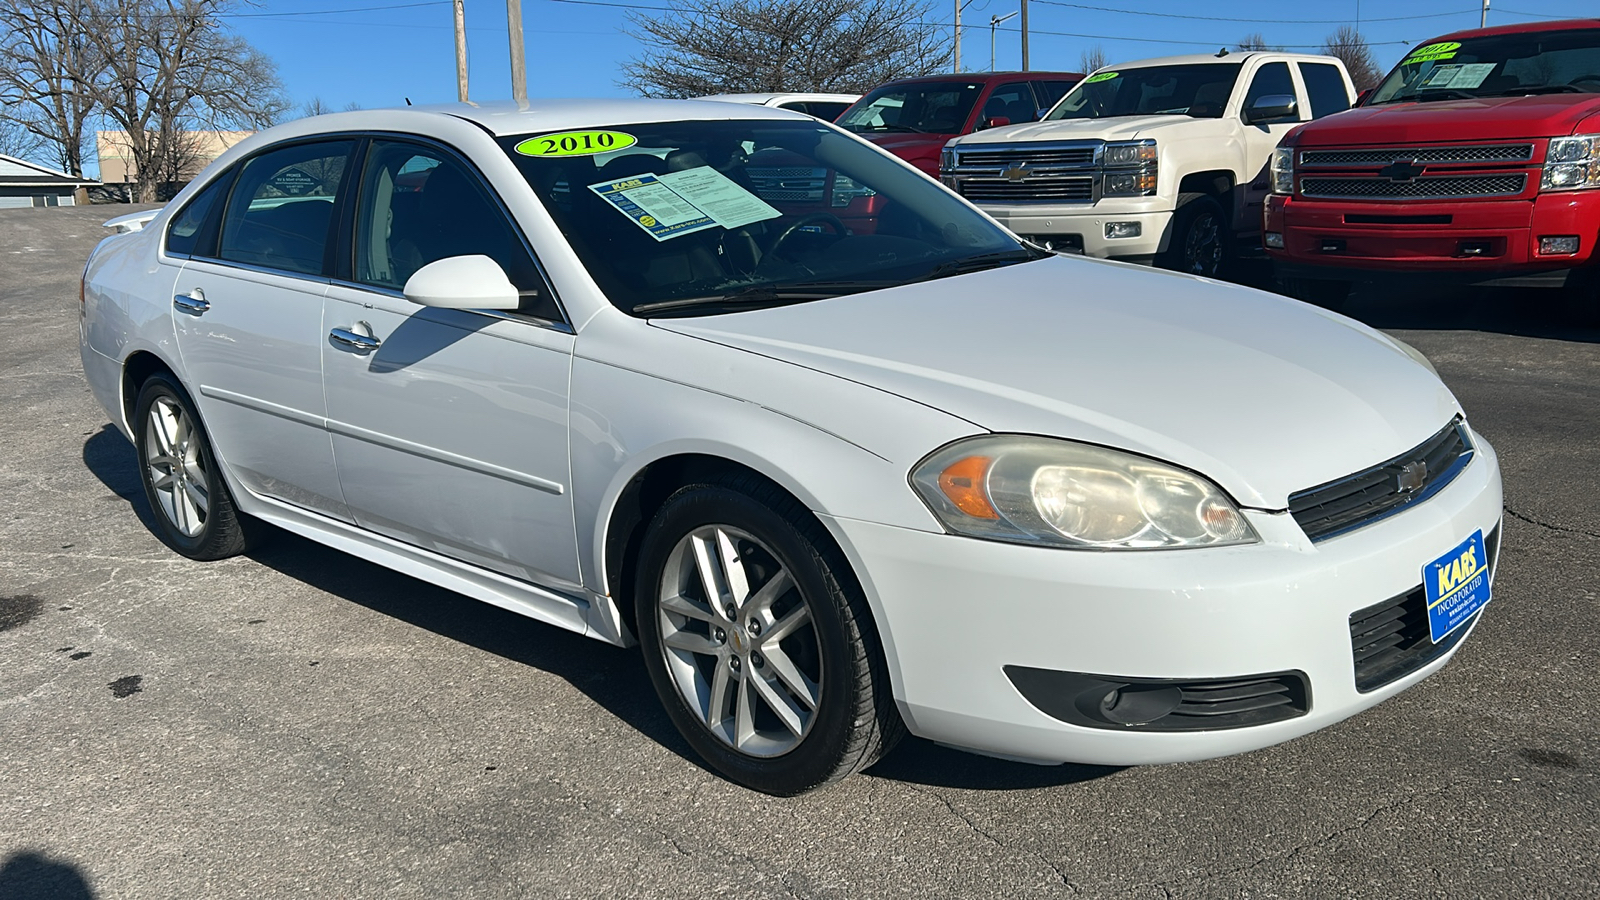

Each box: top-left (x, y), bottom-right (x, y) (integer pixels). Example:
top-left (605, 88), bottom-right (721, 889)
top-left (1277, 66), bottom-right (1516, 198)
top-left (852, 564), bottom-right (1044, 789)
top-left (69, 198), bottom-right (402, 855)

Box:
top-left (835, 81), bottom-right (986, 134)
top-left (498, 119), bottom-right (1033, 316)
top-left (1368, 28), bottom-right (1600, 104)
top-left (1047, 64), bottom-right (1242, 120)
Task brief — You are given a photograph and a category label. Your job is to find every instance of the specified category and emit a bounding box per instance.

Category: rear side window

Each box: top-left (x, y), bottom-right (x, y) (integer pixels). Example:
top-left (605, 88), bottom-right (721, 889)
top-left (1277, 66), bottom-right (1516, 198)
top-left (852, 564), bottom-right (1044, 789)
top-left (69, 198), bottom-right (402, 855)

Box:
top-left (1244, 61), bottom-right (1297, 115)
top-left (1299, 63), bottom-right (1352, 118)
top-left (165, 173), bottom-right (231, 256)
top-left (218, 140), bottom-right (353, 276)
top-left (982, 82), bottom-right (1040, 124)
top-left (1035, 80), bottom-right (1077, 109)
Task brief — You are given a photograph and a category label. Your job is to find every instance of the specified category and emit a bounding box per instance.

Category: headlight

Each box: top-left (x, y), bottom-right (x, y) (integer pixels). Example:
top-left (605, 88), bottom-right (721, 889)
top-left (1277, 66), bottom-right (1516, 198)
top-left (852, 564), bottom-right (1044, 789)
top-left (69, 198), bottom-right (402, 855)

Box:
top-left (910, 435), bottom-right (1259, 550)
top-left (1101, 140), bottom-right (1157, 197)
top-left (940, 146), bottom-right (955, 174)
top-left (1271, 146), bottom-right (1295, 195)
top-left (1542, 134), bottom-right (1600, 191)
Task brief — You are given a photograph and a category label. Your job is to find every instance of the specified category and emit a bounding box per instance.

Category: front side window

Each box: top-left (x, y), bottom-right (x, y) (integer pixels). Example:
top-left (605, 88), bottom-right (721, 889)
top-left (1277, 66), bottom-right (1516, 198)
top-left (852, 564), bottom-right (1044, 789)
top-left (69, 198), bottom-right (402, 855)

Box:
top-left (836, 81), bottom-right (986, 135)
top-left (499, 119), bottom-right (1036, 317)
top-left (1048, 64), bottom-right (1242, 120)
top-left (166, 172), bottom-right (231, 256)
top-left (218, 140), bottom-right (352, 276)
top-left (1369, 28), bottom-right (1600, 105)
top-left (1299, 63), bottom-right (1352, 118)
top-left (982, 82), bottom-right (1041, 124)
top-left (1243, 62), bottom-right (1297, 114)
top-left (353, 140), bottom-right (556, 319)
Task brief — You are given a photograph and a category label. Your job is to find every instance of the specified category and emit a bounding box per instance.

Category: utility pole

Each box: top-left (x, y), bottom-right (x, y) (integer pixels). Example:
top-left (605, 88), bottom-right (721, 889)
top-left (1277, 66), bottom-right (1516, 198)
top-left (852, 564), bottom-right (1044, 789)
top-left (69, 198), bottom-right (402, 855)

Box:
top-left (990, 11), bottom-right (1018, 73)
top-left (1020, 0), bottom-right (1029, 71)
top-left (1481, 0), bottom-right (1489, 28)
top-left (507, 0), bottom-right (528, 104)
top-left (953, 0), bottom-right (962, 73)
top-left (453, 0), bottom-right (468, 102)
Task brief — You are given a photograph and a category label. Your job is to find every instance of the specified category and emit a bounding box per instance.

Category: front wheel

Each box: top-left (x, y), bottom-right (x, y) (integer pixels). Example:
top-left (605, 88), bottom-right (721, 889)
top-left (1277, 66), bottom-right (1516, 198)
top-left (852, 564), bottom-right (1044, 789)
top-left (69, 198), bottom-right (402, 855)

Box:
top-left (1160, 194), bottom-right (1228, 279)
top-left (635, 478), bottom-right (902, 795)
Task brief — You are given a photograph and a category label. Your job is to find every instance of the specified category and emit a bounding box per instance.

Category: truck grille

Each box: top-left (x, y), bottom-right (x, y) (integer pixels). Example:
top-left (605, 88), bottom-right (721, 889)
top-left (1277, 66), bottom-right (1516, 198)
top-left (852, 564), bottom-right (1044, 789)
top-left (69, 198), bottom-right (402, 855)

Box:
top-left (745, 166), bottom-right (827, 203)
top-left (1349, 526), bottom-right (1498, 692)
top-left (1300, 174), bottom-right (1525, 200)
top-left (954, 147), bottom-right (1098, 167)
top-left (1290, 419), bottom-right (1473, 542)
top-left (958, 176), bottom-right (1095, 203)
top-left (1301, 144), bottom-right (1535, 166)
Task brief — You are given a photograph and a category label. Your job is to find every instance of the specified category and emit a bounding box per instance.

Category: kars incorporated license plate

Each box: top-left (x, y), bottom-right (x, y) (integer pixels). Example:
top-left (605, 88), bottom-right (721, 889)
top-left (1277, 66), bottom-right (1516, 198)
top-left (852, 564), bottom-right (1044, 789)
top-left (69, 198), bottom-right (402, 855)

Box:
top-left (1425, 529), bottom-right (1491, 643)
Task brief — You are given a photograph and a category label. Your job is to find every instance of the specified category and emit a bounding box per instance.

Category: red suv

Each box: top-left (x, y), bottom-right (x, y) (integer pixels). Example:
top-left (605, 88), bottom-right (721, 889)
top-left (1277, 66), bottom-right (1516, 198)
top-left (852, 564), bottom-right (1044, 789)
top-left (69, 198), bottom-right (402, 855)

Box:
top-left (835, 72), bottom-right (1083, 177)
top-left (1265, 18), bottom-right (1600, 309)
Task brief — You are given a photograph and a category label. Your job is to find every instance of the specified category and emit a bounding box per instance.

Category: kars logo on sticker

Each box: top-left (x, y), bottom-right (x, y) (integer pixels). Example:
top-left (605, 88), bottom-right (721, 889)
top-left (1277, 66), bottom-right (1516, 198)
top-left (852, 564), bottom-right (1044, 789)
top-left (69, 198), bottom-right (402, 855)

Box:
top-left (1404, 42), bottom-right (1462, 64)
top-left (515, 130), bottom-right (638, 158)
top-left (1084, 72), bottom-right (1119, 84)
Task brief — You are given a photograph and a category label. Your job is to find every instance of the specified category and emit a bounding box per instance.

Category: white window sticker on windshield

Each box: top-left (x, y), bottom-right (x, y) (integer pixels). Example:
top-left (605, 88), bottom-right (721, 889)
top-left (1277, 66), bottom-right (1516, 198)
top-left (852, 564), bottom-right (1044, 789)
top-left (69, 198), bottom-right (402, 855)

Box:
top-left (657, 166), bottom-right (781, 230)
top-left (1420, 62), bottom-right (1495, 91)
top-left (588, 175), bottom-right (716, 242)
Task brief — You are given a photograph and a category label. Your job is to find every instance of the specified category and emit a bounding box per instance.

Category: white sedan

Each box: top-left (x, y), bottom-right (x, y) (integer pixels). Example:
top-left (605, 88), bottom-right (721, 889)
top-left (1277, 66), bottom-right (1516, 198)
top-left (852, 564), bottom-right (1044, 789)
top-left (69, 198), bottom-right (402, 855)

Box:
top-left (80, 100), bottom-right (1502, 795)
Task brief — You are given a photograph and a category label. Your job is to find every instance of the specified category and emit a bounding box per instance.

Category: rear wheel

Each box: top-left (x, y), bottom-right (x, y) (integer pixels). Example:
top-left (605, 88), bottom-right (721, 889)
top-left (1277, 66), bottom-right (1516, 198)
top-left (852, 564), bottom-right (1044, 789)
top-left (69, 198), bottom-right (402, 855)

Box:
top-left (1160, 194), bottom-right (1228, 279)
top-left (1279, 276), bottom-right (1352, 311)
top-left (132, 374), bottom-right (262, 560)
top-left (635, 477), bottom-right (902, 795)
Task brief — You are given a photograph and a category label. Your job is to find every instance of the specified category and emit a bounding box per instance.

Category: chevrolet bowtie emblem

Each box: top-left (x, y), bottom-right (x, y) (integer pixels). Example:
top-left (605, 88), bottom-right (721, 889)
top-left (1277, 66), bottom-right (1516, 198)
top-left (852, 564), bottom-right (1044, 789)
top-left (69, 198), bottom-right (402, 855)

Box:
top-left (1378, 159), bottom-right (1426, 182)
top-left (1397, 460), bottom-right (1427, 493)
top-left (1001, 163), bottom-right (1031, 182)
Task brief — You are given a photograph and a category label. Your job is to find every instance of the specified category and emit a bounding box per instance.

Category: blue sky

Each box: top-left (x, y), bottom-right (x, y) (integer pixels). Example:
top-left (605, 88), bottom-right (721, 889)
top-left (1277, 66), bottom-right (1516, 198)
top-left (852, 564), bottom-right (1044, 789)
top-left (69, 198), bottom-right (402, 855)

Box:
top-left (230, 0), bottom-right (1600, 112)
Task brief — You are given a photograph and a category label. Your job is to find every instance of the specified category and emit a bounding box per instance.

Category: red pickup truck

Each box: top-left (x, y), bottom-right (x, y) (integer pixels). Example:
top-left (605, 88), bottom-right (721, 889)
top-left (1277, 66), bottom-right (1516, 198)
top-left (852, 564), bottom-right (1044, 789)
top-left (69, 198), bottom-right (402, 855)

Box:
top-left (1265, 18), bottom-right (1600, 310)
top-left (834, 72), bottom-right (1083, 177)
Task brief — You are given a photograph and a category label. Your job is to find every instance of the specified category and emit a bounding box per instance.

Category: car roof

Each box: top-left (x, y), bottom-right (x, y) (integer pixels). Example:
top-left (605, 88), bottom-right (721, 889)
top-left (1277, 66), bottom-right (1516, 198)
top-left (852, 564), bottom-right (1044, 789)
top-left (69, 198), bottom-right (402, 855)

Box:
top-left (1429, 17), bottom-right (1600, 43)
top-left (388, 98), bottom-right (815, 137)
top-left (1104, 52), bottom-right (1343, 69)
top-left (868, 71), bottom-right (1083, 88)
top-left (697, 92), bottom-right (861, 105)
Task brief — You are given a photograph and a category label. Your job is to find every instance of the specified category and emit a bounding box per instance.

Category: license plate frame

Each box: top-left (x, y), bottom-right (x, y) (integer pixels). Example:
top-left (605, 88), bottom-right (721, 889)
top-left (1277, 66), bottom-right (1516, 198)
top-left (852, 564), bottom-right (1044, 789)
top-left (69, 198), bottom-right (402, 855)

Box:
top-left (1424, 529), bottom-right (1492, 643)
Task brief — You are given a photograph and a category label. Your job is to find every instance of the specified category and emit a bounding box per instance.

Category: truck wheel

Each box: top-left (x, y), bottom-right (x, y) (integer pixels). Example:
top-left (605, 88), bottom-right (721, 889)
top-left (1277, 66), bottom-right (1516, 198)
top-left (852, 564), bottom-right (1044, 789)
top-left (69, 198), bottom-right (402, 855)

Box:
top-left (1280, 277), bottom-right (1352, 311)
top-left (1563, 266), bottom-right (1600, 327)
top-left (1161, 194), bottom-right (1228, 280)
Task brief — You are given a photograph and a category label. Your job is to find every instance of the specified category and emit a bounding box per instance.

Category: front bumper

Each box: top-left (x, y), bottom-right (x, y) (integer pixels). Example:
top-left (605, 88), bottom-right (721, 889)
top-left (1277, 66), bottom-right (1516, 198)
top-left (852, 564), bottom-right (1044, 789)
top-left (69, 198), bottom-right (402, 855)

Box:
top-left (982, 204), bottom-right (1174, 261)
top-left (824, 432), bottom-right (1503, 766)
top-left (1265, 190), bottom-right (1600, 277)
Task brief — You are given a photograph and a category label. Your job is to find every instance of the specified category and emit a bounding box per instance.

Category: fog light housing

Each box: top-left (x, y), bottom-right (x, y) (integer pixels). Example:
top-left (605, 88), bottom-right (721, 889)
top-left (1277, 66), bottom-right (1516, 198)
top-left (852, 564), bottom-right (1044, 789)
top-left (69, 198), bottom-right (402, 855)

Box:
top-left (1264, 231), bottom-right (1284, 249)
top-left (1539, 235), bottom-right (1581, 255)
top-left (1104, 221), bottom-right (1142, 239)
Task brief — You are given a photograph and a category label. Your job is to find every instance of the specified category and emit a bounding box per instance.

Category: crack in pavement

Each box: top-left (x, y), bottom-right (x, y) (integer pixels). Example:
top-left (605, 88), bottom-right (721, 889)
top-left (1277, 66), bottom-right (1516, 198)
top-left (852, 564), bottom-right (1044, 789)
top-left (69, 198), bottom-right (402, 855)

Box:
top-left (1505, 506), bottom-right (1600, 541)
top-left (1140, 780), bottom-right (1469, 895)
top-left (906, 784), bottom-right (1080, 894)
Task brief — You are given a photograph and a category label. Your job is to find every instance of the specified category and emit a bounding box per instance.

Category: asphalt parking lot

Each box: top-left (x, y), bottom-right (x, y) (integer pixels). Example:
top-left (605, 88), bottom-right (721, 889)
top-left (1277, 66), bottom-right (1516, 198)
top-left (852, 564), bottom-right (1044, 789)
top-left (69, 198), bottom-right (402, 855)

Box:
top-left (2, 205), bottom-right (1596, 899)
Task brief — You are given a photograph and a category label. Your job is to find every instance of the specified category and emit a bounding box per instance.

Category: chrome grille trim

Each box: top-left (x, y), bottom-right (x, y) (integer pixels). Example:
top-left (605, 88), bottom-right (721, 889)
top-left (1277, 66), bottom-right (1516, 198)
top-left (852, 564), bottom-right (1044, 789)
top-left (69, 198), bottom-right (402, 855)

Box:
top-left (1300, 144), bottom-right (1535, 166)
top-left (1300, 174), bottom-right (1526, 200)
top-left (945, 140), bottom-right (1106, 205)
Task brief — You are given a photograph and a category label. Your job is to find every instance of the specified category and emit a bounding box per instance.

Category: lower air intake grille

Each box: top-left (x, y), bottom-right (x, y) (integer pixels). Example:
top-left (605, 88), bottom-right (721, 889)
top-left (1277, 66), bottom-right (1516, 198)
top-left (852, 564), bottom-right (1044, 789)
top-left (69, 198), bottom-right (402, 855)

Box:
top-left (1349, 526), bottom-right (1499, 692)
top-left (1291, 418), bottom-right (1473, 542)
top-left (1003, 667), bottom-right (1311, 732)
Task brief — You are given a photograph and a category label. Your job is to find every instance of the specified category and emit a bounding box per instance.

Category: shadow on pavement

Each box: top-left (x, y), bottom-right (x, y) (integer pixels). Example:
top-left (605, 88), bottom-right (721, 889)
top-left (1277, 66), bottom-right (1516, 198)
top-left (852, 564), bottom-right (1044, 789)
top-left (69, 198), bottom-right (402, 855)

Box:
top-left (866, 738), bottom-right (1120, 791)
top-left (0, 851), bottom-right (95, 900)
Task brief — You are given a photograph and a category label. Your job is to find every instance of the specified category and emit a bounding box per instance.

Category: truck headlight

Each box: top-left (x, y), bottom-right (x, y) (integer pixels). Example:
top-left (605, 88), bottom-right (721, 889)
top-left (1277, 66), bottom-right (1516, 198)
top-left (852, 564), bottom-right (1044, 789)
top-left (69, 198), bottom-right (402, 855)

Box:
top-left (940, 146), bottom-right (955, 174)
top-left (1542, 135), bottom-right (1600, 191)
top-left (1271, 146), bottom-right (1295, 195)
top-left (910, 435), bottom-right (1258, 550)
top-left (1101, 140), bottom-right (1157, 197)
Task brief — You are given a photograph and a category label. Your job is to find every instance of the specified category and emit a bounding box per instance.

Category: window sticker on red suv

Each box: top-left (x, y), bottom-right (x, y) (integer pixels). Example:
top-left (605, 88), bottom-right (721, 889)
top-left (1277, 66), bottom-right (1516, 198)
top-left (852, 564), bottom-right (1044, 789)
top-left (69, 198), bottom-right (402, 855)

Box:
top-left (1403, 42), bottom-right (1461, 65)
top-left (1420, 63), bottom-right (1495, 91)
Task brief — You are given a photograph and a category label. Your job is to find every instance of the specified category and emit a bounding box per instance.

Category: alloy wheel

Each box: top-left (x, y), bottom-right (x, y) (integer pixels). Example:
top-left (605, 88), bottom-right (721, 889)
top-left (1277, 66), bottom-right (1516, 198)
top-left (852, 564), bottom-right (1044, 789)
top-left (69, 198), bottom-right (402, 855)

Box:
top-left (1183, 210), bottom-right (1223, 277)
top-left (144, 396), bottom-right (210, 537)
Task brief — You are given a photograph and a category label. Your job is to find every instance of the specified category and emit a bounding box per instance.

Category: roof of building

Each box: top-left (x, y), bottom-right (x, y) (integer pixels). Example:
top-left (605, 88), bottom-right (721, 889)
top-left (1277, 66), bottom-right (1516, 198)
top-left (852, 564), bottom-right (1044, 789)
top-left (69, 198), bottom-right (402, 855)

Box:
top-left (0, 154), bottom-right (99, 187)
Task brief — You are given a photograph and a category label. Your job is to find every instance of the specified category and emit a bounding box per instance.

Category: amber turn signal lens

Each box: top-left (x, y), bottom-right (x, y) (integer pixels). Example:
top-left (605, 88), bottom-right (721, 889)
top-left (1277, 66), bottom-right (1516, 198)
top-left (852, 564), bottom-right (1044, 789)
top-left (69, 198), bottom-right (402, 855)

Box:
top-left (937, 455), bottom-right (999, 519)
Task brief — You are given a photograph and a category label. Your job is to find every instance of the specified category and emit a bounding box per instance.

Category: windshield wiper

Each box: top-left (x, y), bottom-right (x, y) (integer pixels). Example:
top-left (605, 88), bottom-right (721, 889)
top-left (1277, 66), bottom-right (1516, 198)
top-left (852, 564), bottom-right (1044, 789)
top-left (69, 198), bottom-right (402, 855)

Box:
top-left (632, 286), bottom-right (844, 315)
top-left (915, 248), bottom-right (1048, 283)
top-left (1410, 89), bottom-right (1481, 103)
top-left (1502, 84), bottom-right (1590, 95)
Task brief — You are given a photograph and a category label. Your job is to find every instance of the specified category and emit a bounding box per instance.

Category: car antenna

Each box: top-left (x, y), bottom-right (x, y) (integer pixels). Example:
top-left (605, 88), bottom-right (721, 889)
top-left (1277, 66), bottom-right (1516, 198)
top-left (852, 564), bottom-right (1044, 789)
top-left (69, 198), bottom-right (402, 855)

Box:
top-left (405, 97), bottom-right (413, 106)
top-left (1215, 48), bottom-right (1229, 58)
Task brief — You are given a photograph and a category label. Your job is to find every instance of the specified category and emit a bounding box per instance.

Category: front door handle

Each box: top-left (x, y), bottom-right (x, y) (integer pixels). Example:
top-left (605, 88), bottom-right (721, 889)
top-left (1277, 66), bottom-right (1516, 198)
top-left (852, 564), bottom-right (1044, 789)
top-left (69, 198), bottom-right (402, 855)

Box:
top-left (329, 325), bottom-right (381, 353)
top-left (173, 291), bottom-right (209, 315)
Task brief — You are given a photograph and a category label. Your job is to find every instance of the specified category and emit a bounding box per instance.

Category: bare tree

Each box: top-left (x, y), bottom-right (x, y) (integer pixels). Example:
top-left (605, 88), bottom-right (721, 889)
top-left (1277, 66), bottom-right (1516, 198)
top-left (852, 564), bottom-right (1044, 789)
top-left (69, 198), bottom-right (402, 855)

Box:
top-left (0, 0), bottom-right (103, 177)
top-left (1078, 45), bottom-right (1107, 74)
top-left (342, 101), bottom-right (363, 112)
top-left (301, 96), bottom-right (334, 118)
top-left (0, 119), bottom-right (47, 161)
top-left (621, 0), bottom-right (950, 97)
top-left (84, 0), bottom-right (288, 201)
top-left (1236, 33), bottom-right (1282, 52)
top-left (1322, 25), bottom-right (1381, 92)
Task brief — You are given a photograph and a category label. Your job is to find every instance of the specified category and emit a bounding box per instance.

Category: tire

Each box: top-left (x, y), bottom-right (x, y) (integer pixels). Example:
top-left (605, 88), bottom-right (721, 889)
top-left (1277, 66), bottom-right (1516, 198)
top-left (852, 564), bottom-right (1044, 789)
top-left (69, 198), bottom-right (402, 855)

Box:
top-left (634, 475), bottom-right (903, 795)
top-left (132, 373), bottom-right (263, 560)
top-left (1562, 265), bottom-right (1600, 327)
top-left (1160, 193), bottom-right (1229, 279)
top-left (1279, 276), bottom-right (1352, 311)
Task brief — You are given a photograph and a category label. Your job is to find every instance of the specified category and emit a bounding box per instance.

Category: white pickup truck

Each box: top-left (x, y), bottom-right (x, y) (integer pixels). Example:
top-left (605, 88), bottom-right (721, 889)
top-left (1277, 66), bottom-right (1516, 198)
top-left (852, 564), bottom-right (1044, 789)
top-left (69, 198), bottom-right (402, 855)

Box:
top-left (940, 51), bottom-right (1355, 278)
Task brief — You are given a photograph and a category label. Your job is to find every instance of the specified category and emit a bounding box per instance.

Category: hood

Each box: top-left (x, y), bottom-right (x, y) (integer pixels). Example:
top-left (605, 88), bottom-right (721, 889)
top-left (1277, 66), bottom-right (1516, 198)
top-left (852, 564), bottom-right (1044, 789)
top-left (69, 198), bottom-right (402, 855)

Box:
top-left (859, 132), bottom-right (953, 161)
top-left (1294, 94), bottom-right (1600, 145)
top-left (651, 258), bottom-right (1461, 509)
top-left (954, 114), bottom-right (1198, 145)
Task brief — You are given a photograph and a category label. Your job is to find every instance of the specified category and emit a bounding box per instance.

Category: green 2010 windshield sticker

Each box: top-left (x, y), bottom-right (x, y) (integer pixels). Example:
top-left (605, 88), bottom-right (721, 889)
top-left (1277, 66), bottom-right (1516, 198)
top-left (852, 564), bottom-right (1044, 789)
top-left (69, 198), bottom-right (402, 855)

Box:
top-left (1403, 41), bottom-right (1461, 65)
top-left (515, 130), bottom-right (638, 157)
top-left (1084, 71), bottom-right (1119, 84)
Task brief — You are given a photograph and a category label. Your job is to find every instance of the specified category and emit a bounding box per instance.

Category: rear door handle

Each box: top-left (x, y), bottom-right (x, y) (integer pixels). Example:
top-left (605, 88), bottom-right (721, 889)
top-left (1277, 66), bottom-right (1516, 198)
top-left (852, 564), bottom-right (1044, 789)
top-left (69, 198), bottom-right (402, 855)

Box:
top-left (329, 326), bottom-right (381, 353)
top-left (173, 291), bottom-right (209, 315)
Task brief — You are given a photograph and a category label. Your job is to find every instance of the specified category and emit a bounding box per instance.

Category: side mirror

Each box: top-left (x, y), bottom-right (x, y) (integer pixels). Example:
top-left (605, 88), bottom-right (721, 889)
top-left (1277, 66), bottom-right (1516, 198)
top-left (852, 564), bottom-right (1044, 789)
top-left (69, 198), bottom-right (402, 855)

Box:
top-left (981, 116), bottom-right (1011, 130)
top-left (1243, 94), bottom-right (1298, 125)
top-left (402, 255), bottom-right (519, 310)
top-left (1036, 108), bottom-right (1050, 120)
top-left (1355, 88), bottom-right (1373, 107)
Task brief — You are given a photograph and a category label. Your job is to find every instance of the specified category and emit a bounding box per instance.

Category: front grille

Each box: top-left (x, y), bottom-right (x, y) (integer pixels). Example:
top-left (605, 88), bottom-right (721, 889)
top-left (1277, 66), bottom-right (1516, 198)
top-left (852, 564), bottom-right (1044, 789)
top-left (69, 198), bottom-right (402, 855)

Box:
top-left (1300, 174), bottom-right (1526, 199)
top-left (955, 147), bottom-right (1097, 167)
top-left (1291, 419), bottom-right (1473, 542)
top-left (1350, 526), bottom-right (1499, 692)
top-left (958, 176), bottom-right (1095, 202)
top-left (1003, 666), bottom-right (1310, 732)
top-left (1301, 144), bottom-right (1535, 166)
top-left (745, 166), bottom-right (827, 203)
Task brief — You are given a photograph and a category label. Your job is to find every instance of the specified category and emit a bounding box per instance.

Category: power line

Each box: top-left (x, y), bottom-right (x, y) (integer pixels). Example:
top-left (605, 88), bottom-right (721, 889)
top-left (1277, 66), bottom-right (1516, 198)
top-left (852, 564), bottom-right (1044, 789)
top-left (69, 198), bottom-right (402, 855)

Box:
top-left (1031, 1), bottom-right (1470, 26)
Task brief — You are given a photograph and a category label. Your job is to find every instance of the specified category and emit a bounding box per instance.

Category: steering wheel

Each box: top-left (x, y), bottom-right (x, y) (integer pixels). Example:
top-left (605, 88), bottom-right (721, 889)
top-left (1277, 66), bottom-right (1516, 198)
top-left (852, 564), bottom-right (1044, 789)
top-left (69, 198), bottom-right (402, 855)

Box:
top-left (766, 213), bottom-right (848, 260)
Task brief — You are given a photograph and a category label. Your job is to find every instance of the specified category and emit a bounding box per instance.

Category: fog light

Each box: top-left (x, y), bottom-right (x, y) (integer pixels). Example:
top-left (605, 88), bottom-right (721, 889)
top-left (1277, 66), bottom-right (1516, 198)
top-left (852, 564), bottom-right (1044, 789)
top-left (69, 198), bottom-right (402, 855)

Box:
top-left (1540, 235), bottom-right (1580, 255)
top-left (1104, 221), bottom-right (1142, 239)
top-left (1264, 231), bottom-right (1284, 249)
